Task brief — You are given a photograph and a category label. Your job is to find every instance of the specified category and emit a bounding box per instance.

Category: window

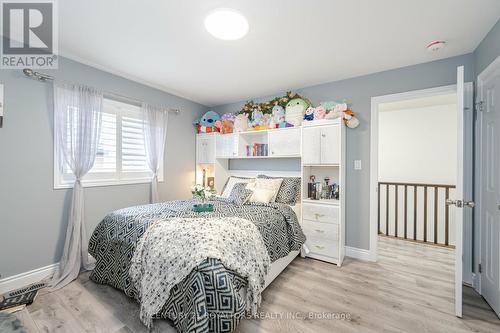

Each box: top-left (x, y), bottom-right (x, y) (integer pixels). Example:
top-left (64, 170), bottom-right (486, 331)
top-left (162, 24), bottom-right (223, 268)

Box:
top-left (54, 98), bottom-right (163, 188)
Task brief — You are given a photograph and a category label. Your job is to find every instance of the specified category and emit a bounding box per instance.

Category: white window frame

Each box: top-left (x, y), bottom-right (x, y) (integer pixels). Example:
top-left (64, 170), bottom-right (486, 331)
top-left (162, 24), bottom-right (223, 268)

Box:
top-left (54, 97), bottom-right (164, 189)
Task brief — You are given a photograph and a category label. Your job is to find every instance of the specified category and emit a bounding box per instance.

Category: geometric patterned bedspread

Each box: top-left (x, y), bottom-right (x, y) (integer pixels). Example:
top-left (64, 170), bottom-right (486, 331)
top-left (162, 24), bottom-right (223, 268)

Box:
top-left (88, 198), bottom-right (305, 333)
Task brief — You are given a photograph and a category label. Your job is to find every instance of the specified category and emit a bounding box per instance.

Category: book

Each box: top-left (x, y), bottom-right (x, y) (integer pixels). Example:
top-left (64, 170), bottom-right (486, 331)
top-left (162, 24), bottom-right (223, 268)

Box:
top-left (0, 282), bottom-right (46, 313)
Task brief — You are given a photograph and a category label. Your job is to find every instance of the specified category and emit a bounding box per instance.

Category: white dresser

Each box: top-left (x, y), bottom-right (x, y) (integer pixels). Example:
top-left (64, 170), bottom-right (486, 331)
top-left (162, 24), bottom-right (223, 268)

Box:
top-left (301, 120), bottom-right (346, 265)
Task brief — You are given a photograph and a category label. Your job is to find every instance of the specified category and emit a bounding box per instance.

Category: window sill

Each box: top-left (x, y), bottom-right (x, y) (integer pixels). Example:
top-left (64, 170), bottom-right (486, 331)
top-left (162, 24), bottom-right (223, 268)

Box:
top-left (53, 178), bottom-right (164, 190)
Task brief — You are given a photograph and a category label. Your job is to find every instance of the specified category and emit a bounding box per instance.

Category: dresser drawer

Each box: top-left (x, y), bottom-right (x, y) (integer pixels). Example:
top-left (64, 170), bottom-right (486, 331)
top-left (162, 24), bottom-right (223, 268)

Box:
top-left (302, 219), bottom-right (338, 241)
top-left (302, 203), bottom-right (339, 224)
top-left (306, 236), bottom-right (339, 259)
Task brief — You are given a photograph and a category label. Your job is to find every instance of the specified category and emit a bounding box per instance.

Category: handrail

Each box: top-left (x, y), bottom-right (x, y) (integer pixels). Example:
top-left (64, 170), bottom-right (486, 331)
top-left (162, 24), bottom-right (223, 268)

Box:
top-left (378, 181), bottom-right (456, 247)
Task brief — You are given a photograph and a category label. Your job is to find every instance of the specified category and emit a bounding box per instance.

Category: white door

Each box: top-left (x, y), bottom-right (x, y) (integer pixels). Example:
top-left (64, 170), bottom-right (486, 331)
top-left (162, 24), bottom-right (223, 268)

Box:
top-left (320, 125), bottom-right (341, 164)
top-left (269, 128), bottom-right (301, 157)
top-left (196, 135), bottom-right (215, 164)
top-left (449, 66), bottom-right (475, 317)
top-left (479, 59), bottom-right (500, 317)
top-left (216, 133), bottom-right (238, 158)
top-left (302, 126), bottom-right (321, 164)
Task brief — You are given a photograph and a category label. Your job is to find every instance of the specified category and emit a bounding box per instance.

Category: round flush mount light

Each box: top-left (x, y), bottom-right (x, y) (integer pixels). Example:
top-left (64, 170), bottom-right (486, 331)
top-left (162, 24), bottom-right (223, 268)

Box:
top-left (426, 40), bottom-right (446, 52)
top-left (204, 8), bottom-right (249, 40)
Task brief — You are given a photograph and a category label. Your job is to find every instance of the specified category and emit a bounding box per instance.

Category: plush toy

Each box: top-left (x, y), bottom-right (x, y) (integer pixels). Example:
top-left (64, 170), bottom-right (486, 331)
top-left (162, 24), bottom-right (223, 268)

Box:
top-left (215, 112), bottom-right (235, 134)
top-left (272, 105), bottom-right (285, 124)
top-left (323, 101), bottom-right (346, 119)
top-left (285, 98), bottom-right (310, 126)
top-left (194, 110), bottom-right (220, 133)
top-left (234, 113), bottom-right (249, 132)
top-left (313, 106), bottom-right (327, 120)
top-left (343, 109), bottom-right (360, 128)
top-left (215, 119), bottom-right (234, 134)
top-left (304, 107), bottom-right (315, 121)
top-left (250, 109), bottom-right (265, 128)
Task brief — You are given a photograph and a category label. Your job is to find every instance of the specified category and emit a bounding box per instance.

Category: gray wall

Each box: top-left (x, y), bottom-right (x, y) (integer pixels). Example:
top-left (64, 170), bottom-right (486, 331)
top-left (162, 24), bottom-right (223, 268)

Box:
top-left (0, 57), bottom-right (207, 278)
top-left (474, 18), bottom-right (500, 75)
top-left (213, 54), bottom-right (475, 250)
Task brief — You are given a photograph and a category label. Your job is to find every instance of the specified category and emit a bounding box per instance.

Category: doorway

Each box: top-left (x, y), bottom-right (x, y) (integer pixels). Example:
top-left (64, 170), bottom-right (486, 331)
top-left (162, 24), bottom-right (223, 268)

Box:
top-left (369, 81), bottom-right (474, 317)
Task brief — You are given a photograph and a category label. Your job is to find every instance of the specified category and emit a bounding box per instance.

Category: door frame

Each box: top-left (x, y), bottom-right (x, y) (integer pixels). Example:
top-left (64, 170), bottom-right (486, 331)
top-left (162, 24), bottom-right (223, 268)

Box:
top-left (475, 55), bottom-right (500, 294)
top-left (369, 83), bottom-right (474, 268)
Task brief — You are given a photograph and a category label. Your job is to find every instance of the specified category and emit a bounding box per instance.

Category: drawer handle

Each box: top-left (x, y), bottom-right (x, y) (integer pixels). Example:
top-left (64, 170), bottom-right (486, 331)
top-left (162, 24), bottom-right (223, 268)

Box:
top-left (314, 245), bottom-right (325, 250)
top-left (314, 213), bottom-right (325, 219)
top-left (314, 229), bottom-right (325, 233)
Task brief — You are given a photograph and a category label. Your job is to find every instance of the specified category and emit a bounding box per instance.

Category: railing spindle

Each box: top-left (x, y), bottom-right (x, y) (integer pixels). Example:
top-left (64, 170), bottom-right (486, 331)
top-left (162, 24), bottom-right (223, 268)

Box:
top-left (394, 185), bottom-right (398, 238)
top-left (434, 186), bottom-right (438, 244)
top-left (414, 186), bottom-right (417, 241)
top-left (386, 184), bottom-right (389, 235)
top-left (378, 183), bottom-right (381, 234)
top-left (423, 186), bottom-right (428, 243)
top-left (404, 185), bottom-right (408, 240)
top-left (445, 187), bottom-right (450, 246)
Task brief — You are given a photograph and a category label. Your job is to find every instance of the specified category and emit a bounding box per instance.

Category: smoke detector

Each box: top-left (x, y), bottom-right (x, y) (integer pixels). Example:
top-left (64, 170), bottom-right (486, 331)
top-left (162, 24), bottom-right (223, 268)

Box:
top-left (426, 40), bottom-right (446, 52)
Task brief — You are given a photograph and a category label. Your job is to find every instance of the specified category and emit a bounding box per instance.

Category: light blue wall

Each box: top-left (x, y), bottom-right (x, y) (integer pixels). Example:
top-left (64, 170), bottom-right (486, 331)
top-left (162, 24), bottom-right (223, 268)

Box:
top-left (474, 18), bottom-right (500, 75)
top-left (213, 54), bottom-right (475, 250)
top-left (0, 57), bottom-right (207, 278)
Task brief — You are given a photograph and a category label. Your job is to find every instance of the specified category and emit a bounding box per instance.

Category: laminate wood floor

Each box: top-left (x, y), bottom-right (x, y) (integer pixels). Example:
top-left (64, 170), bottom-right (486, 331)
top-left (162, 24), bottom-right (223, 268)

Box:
top-left (13, 237), bottom-right (500, 332)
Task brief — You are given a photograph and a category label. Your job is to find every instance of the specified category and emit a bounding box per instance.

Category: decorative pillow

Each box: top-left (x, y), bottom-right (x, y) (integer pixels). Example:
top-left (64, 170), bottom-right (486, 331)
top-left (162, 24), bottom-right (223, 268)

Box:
top-left (227, 183), bottom-right (253, 205)
top-left (248, 187), bottom-right (276, 203)
top-left (258, 175), bottom-right (301, 204)
top-left (221, 176), bottom-right (254, 198)
top-left (247, 178), bottom-right (283, 202)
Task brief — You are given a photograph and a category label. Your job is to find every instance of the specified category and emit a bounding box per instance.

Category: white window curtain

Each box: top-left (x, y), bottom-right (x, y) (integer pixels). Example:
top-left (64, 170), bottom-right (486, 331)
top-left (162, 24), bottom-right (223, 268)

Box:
top-left (142, 103), bottom-right (168, 203)
top-left (51, 82), bottom-right (103, 290)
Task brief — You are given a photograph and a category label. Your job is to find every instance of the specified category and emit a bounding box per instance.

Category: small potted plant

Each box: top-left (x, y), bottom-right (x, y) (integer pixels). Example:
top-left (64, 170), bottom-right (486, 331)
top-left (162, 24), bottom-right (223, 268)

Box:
top-left (191, 184), bottom-right (216, 212)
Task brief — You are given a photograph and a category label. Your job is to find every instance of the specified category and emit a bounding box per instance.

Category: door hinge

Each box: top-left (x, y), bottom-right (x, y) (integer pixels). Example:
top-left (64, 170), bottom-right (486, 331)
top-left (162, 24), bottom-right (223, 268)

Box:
top-left (475, 101), bottom-right (484, 112)
top-left (478, 263), bottom-right (482, 273)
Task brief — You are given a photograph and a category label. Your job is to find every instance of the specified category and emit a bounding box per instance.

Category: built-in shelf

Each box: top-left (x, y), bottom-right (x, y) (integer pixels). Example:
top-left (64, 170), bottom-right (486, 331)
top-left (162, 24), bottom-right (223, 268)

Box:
top-left (302, 198), bottom-right (340, 206)
top-left (216, 154), bottom-right (300, 160)
top-left (303, 164), bottom-right (340, 167)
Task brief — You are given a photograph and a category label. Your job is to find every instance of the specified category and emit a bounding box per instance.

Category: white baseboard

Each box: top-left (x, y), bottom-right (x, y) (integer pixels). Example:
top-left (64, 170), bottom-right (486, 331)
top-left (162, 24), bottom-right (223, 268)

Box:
top-left (0, 263), bottom-right (58, 294)
top-left (345, 246), bottom-right (376, 262)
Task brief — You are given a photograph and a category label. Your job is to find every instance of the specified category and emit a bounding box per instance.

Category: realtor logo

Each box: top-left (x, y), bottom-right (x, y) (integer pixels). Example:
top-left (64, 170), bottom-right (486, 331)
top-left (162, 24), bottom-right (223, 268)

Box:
top-left (1, 0), bottom-right (58, 68)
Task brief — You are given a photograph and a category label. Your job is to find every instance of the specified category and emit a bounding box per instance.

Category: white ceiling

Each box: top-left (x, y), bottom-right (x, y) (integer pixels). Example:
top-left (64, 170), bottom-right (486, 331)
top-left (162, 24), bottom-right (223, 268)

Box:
top-left (59, 0), bottom-right (500, 106)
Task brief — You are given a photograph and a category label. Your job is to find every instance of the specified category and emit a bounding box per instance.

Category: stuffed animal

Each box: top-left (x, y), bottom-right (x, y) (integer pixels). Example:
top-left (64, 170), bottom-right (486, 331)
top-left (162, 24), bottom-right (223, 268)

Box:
top-left (193, 110), bottom-right (220, 133)
top-left (285, 98), bottom-right (310, 126)
top-left (215, 119), bottom-right (234, 134)
top-left (313, 106), bottom-right (327, 120)
top-left (220, 112), bottom-right (235, 122)
top-left (343, 109), bottom-right (360, 128)
top-left (304, 107), bottom-right (315, 121)
top-left (323, 101), bottom-right (346, 119)
top-left (272, 105), bottom-right (286, 125)
top-left (234, 113), bottom-right (249, 132)
top-left (250, 109), bottom-right (264, 128)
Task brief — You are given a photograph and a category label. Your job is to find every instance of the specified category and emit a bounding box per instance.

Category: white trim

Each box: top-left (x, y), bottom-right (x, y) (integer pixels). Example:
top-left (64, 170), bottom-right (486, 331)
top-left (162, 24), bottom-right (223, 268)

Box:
top-left (369, 83), bottom-right (473, 264)
top-left (345, 246), bottom-right (376, 262)
top-left (475, 55), bottom-right (500, 295)
top-left (0, 263), bottom-right (57, 295)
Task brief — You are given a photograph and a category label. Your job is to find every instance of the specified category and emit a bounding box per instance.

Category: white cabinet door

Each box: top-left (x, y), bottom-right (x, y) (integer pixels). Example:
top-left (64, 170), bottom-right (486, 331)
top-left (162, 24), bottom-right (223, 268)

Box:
top-left (196, 135), bottom-right (215, 164)
top-left (320, 125), bottom-right (341, 164)
top-left (216, 134), bottom-right (238, 158)
top-left (269, 128), bottom-right (301, 157)
top-left (302, 126), bottom-right (321, 164)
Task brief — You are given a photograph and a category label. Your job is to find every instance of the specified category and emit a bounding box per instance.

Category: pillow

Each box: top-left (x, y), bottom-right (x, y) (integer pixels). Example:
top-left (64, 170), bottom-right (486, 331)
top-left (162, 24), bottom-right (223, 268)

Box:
top-left (221, 176), bottom-right (254, 198)
top-left (247, 178), bottom-right (283, 202)
top-left (247, 187), bottom-right (276, 203)
top-left (258, 175), bottom-right (301, 204)
top-left (227, 183), bottom-right (253, 205)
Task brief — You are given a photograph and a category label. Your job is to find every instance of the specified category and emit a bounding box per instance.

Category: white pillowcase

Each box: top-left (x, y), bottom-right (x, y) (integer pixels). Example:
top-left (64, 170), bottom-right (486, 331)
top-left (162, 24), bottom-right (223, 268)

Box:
top-left (247, 178), bottom-right (283, 203)
top-left (221, 177), bottom-right (255, 198)
top-left (248, 188), bottom-right (276, 203)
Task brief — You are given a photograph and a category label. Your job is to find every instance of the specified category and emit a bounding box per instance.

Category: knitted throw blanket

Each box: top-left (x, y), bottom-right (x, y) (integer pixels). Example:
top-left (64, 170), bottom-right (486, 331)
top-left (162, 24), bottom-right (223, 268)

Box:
top-left (129, 217), bottom-right (271, 328)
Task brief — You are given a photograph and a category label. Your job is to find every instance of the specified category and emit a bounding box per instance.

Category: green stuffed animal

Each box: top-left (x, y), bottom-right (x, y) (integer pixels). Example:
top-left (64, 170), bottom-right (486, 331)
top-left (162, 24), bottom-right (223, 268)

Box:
top-left (285, 98), bottom-right (310, 126)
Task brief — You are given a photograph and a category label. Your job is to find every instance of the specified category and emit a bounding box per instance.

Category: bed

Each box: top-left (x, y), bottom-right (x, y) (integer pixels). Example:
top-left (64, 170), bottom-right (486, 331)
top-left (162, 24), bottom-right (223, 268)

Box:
top-left (88, 174), bottom-right (305, 333)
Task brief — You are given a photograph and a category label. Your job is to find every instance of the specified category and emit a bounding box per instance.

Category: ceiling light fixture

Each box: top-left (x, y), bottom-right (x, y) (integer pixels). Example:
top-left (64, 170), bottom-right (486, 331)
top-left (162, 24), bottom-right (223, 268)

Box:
top-left (204, 8), bottom-right (249, 41)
